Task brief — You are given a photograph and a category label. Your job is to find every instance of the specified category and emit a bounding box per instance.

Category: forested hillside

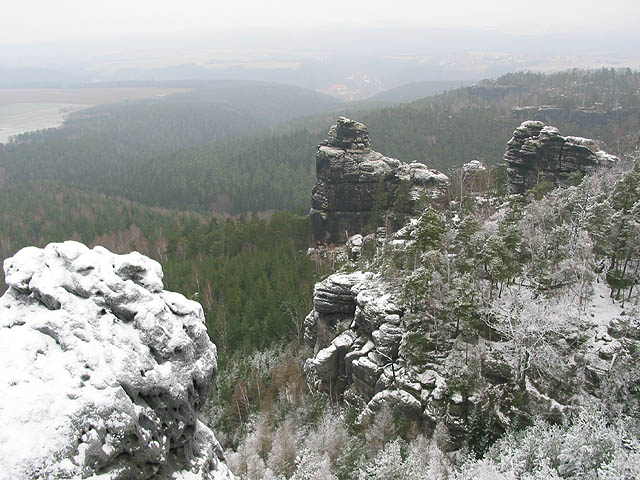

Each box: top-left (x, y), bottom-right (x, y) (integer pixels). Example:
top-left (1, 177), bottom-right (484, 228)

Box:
top-left (0, 183), bottom-right (318, 359)
top-left (0, 80), bottom-right (339, 203)
top-left (365, 80), bottom-right (473, 104)
top-left (441, 68), bottom-right (640, 109)
top-left (211, 152), bottom-right (640, 480)
top-left (2, 69), bottom-right (638, 216)
top-left (99, 129), bottom-right (324, 213)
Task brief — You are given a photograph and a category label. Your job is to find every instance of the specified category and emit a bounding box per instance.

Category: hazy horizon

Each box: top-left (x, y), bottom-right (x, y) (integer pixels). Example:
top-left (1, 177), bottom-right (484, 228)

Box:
top-left (3, 0), bottom-right (640, 45)
top-left (3, 1), bottom-right (640, 98)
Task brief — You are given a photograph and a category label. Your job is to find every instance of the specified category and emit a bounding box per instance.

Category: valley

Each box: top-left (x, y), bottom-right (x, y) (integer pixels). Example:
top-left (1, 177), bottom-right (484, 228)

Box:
top-left (0, 66), bottom-right (639, 479)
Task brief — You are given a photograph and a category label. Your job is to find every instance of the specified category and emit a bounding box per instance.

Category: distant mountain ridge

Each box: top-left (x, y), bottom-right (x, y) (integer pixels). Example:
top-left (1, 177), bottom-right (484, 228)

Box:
top-left (2, 69), bottom-right (639, 218)
top-left (365, 80), bottom-right (473, 104)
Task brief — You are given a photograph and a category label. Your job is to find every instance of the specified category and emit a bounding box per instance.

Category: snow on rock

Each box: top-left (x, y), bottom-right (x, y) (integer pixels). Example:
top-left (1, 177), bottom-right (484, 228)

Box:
top-left (310, 117), bottom-right (449, 245)
top-left (462, 160), bottom-right (487, 174)
top-left (0, 241), bottom-right (234, 480)
top-left (346, 234), bottom-right (364, 261)
top-left (304, 271), bottom-right (405, 402)
top-left (357, 389), bottom-right (422, 425)
top-left (504, 120), bottom-right (618, 194)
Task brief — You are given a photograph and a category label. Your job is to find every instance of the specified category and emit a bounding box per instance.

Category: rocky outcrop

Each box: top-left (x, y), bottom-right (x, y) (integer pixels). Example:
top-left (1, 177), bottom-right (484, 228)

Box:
top-left (504, 120), bottom-right (617, 194)
top-left (0, 242), bottom-right (233, 480)
top-left (304, 270), bottom-right (403, 400)
top-left (311, 117), bottom-right (449, 245)
top-left (304, 226), bottom-right (632, 450)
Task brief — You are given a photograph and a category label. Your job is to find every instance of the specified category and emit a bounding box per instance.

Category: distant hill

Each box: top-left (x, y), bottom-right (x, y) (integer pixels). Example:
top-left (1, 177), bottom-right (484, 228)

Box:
top-left (0, 80), bottom-right (341, 196)
top-left (366, 80), bottom-right (473, 104)
top-left (3, 69), bottom-right (639, 216)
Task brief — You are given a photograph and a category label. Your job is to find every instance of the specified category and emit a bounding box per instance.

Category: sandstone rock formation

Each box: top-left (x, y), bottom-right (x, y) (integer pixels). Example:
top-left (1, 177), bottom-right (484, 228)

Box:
top-left (303, 225), bottom-right (630, 449)
top-left (311, 117), bottom-right (449, 245)
top-left (504, 120), bottom-right (617, 194)
top-left (0, 242), bottom-right (233, 480)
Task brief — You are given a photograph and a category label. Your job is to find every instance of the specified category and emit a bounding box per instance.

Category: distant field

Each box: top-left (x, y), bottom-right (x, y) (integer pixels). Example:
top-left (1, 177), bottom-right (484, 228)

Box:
top-left (0, 87), bottom-right (190, 143)
top-left (0, 103), bottom-right (89, 143)
top-left (0, 87), bottom-right (190, 105)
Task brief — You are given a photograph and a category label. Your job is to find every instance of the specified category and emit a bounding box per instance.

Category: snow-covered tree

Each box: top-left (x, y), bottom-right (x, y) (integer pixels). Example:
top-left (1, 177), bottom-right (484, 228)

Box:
top-left (489, 289), bottom-right (575, 390)
top-left (291, 449), bottom-right (336, 480)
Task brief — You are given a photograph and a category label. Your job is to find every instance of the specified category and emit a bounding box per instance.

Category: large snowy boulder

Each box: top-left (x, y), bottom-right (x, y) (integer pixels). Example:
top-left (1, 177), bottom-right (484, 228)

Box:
top-left (0, 242), bottom-right (233, 479)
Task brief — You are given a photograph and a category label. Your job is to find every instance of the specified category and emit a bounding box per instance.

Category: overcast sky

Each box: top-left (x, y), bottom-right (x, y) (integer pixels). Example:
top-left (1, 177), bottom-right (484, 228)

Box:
top-left (2, 0), bottom-right (639, 46)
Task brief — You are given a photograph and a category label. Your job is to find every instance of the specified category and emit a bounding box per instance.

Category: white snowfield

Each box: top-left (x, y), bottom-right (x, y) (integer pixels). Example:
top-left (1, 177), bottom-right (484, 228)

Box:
top-left (0, 241), bottom-right (233, 480)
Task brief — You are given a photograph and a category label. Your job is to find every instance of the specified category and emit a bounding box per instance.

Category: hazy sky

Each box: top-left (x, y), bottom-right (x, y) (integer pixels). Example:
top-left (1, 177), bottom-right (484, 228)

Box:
top-left (2, 0), bottom-right (639, 46)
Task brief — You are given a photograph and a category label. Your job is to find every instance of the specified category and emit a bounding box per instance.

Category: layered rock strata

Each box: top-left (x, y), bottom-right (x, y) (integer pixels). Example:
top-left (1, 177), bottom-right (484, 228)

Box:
top-left (311, 117), bottom-right (449, 245)
top-left (504, 120), bottom-right (617, 194)
top-left (0, 242), bottom-right (233, 480)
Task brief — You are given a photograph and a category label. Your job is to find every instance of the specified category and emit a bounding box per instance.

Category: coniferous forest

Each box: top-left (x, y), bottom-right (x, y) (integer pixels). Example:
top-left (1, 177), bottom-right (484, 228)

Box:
top-left (1, 68), bottom-right (640, 479)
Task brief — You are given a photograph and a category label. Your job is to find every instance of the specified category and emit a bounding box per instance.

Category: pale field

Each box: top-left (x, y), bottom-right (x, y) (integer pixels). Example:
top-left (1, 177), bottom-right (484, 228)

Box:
top-left (0, 87), bottom-right (189, 143)
top-left (0, 87), bottom-right (190, 105)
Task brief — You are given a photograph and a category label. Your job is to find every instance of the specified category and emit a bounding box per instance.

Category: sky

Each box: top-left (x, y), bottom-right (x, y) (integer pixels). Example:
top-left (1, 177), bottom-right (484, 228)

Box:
top-left (2, 0), bottom-right (640, 46)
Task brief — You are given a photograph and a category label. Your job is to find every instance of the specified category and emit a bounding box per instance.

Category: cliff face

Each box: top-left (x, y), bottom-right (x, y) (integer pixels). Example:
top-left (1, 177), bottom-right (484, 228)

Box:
top-left (311, 117), bottom-right (449, 245)
top-left (504, 120), bottom-right (617, 194)
top-left (0, 242), bottom-right (233, 480)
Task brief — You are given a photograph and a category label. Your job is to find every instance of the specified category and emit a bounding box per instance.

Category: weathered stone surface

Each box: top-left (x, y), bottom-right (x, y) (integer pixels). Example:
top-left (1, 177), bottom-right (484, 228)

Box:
top-left (355, 287), bottom-right (401, 335)
top-left (346, 234), bottom-right (364, 261)
top-left (481, 348), bottom-right (514, 384)
top-left (313, 272), bottom-right (367, 314)
top-left (372, 323), bottom-right (403, 360)
top-left (305, 272), bottom-right (370, 354)
top-left (608, 316), bottom-right (640, 340)
top-left (504, 120), bottom-right (617, 194)
top-left (311, 117), bottom-right (449, 245)
top-left (0, 241), bottom-right (233, 480)
top-left (350, 354), bottom-right (382, 400)
top-left (304, 329), bottom-right (358, 394)
top-left (325, 116), bottom-right (371, 151)
top-left (462, 159), bottom-right (487, 174)
top-left (357, 389), bottom-right (422, 425)
top-left (375, 364), bottom-right (422, 397)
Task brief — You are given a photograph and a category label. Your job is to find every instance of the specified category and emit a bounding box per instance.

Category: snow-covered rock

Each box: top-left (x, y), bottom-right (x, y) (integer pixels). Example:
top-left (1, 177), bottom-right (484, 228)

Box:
top-left (0, 241), bottom-right (233, 480)
top-left (357, 389), bottom-right (422, 425)
top-left (346, 234), bottom-right (363, 261)
top-left (462, 160), bottom-right (487, 174)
